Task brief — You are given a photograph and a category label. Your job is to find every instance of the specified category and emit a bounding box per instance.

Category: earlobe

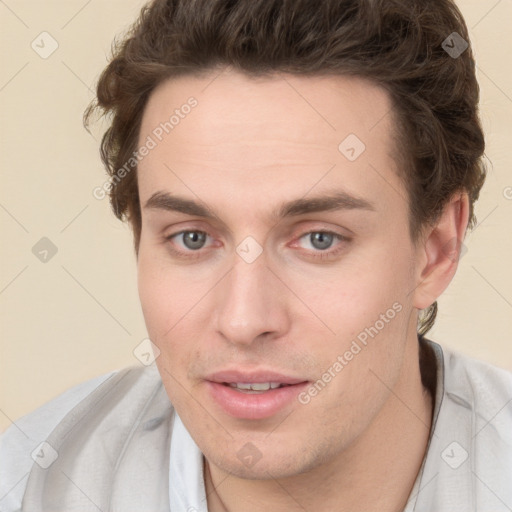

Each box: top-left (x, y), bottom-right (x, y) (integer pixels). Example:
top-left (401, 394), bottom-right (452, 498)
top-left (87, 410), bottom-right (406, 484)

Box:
top-left (413, 192), bottom-right (470, 310)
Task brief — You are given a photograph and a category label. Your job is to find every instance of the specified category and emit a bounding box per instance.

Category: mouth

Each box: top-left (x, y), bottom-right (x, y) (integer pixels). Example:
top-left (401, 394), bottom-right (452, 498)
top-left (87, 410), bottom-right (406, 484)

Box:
top-left (205, 377), bottom-right (310, 420)
top-left (221, 381), bottom-right (296, 393)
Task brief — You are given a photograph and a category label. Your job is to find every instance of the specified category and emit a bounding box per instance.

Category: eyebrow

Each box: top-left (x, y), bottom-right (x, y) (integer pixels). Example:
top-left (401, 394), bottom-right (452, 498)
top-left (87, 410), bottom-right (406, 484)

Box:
top-left (143, 189), bottom-right (376, 220)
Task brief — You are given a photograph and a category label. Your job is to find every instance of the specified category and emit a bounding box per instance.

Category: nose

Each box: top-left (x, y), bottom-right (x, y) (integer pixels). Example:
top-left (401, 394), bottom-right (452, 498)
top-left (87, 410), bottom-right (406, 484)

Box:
top-left (213, 252), bottom-right (290, 346)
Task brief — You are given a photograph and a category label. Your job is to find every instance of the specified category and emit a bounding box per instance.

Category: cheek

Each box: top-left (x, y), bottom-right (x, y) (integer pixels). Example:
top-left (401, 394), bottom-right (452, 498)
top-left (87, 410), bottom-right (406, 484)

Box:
top-left (137, 248), bottom-right (208, 376)
top-left (289, 238), bottom-right (415, 410)
top-left (137, 248), bottom-right (193, 352)
top-left (137, 253), bottom-right (169, 333)
top-left (137, 245), bottom-right (198, 326)
top-left (286, 240), bottom-right (413, 338)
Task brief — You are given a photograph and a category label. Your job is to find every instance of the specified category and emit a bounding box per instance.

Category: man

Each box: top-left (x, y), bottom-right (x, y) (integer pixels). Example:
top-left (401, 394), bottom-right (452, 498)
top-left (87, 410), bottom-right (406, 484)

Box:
top-left (1, 0), bottom-right (511, 510)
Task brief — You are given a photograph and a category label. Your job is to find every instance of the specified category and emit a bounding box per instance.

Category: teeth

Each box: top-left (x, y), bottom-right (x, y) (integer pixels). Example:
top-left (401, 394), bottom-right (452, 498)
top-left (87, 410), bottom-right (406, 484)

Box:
top-left (228, 382), bottom-right (284, 391)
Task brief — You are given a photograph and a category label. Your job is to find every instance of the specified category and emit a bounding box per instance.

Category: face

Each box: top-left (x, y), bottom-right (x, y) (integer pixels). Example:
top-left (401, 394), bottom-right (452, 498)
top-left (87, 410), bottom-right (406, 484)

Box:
top-left (136, 68), bottom-right (421, 479)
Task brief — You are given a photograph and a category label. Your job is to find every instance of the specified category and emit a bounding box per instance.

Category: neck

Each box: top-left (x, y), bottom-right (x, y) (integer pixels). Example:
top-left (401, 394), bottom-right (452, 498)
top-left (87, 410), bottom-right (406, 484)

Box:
top-left (204, 336), bottom-right (434, 512)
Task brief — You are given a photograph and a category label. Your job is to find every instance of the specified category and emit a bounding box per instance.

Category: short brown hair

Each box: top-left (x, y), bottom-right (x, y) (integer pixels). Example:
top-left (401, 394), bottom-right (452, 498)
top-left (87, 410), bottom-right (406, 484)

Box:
top-left (84, 0), bottom-right (486, 335)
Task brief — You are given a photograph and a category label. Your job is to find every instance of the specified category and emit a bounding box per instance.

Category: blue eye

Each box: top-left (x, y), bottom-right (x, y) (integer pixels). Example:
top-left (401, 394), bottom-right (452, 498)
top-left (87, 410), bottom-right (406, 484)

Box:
top-left (293, 230), bottom-right (350, 261)
top-left (167, 230), bottom-right (210, 251)
top-left (297, 231), bottom-right (345, 251)
top-left (306, 232), bottom-right (335, 250)
top-left (181, 231), bottom-right (207, 250)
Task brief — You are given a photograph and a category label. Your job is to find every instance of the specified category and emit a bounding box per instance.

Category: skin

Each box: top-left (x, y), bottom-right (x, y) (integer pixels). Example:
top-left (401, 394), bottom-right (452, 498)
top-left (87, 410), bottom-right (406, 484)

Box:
top-left (136, 67), bottom-right (469, 512)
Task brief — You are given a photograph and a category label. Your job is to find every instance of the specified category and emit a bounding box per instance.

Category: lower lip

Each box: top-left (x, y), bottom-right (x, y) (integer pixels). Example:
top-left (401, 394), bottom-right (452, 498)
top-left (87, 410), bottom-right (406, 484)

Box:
top-left (206, 381), bottom-right (309, 420)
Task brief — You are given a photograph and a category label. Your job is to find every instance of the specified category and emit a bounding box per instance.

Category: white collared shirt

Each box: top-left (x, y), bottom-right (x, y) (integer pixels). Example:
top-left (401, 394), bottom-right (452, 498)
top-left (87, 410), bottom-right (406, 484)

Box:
top-left (2, 339), bottom-right (512, 511)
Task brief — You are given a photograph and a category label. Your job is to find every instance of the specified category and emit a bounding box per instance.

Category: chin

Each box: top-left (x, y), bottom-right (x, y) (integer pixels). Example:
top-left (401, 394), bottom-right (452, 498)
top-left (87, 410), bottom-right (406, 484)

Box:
top-left (207, 442), bottom-right (322, 481)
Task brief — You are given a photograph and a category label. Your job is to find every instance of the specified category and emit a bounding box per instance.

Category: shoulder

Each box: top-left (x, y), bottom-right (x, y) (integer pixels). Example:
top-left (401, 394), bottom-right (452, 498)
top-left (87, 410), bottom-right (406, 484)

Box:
top-left (0, 370), bottom-right (118, 511)
top-left (434, 344), bottom-right (512, 508)
top-left (440, 343), bottom-right (512, 444)
top-left (442, 344), bottom-right (512, 412)
top-left (407, 341), bottom-right (512, 511)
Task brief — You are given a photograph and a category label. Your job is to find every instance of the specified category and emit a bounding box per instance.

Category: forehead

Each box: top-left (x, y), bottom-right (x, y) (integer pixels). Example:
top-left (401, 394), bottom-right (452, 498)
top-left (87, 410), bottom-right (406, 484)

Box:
top-left (139, 69), bottom-right (395, 149)
top-left (136, 69), bottom-right (406, 218)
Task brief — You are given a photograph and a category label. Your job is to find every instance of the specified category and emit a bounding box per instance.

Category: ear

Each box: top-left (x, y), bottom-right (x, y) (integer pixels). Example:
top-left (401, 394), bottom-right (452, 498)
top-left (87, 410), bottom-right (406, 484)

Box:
top-left (413, 192), bottom-right (470, 310)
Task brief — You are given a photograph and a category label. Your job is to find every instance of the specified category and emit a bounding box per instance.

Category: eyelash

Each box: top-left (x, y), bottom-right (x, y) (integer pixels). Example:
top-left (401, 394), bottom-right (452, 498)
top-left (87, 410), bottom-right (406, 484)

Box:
top-left (164, 229), bottom-right (349, 261)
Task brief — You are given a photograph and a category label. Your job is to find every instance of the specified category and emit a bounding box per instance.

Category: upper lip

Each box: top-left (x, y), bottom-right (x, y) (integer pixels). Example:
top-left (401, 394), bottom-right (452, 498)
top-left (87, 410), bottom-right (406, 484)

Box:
top-left (205, 369), bottom-right (308, 385)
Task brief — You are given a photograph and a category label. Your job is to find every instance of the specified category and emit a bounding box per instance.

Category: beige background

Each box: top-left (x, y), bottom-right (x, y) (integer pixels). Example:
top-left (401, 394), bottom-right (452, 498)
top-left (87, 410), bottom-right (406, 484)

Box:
top-left (1, 0), bottom-right (511, 434)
